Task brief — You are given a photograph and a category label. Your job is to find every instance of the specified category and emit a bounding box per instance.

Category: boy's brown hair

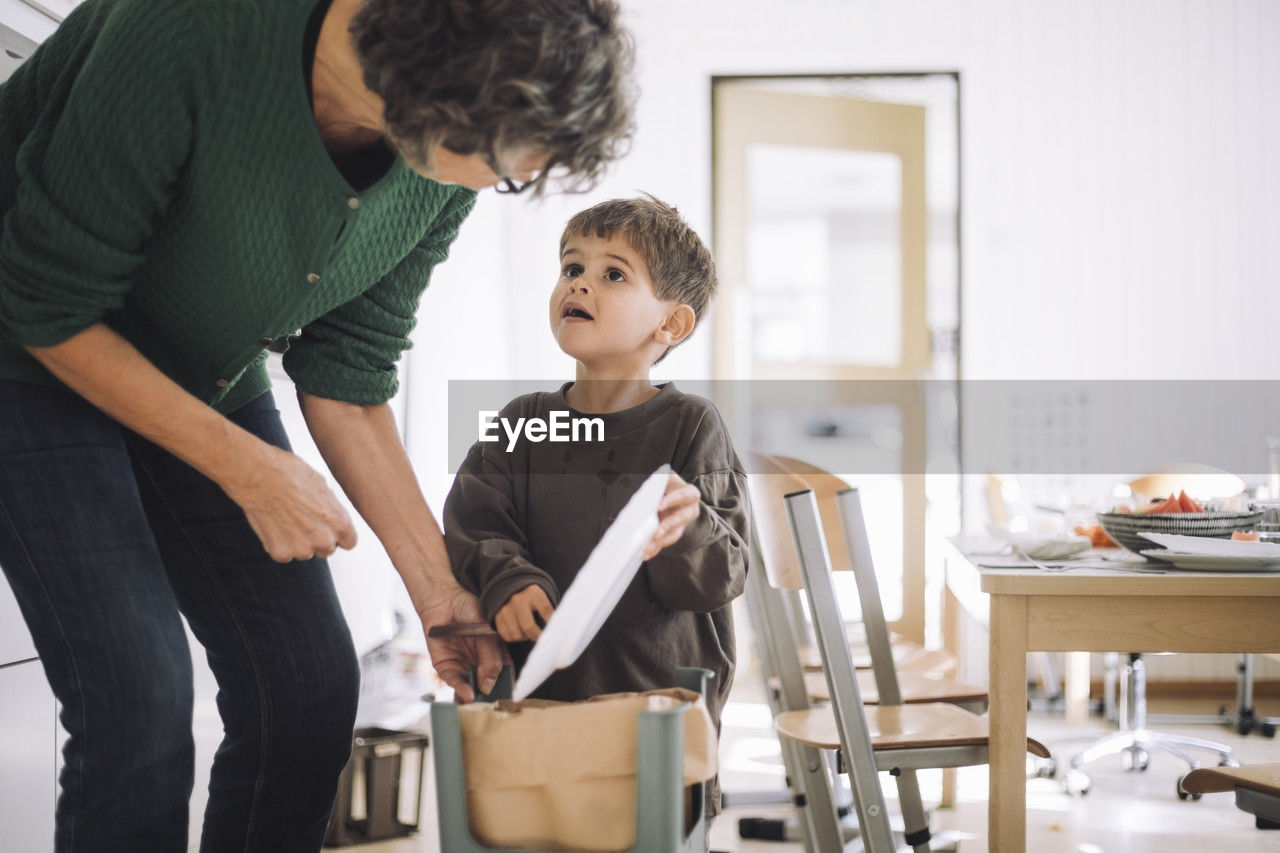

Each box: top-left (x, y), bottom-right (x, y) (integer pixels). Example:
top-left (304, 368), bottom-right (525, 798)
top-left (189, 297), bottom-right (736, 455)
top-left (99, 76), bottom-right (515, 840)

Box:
top-left (560, 194), bottom-right (718, 335)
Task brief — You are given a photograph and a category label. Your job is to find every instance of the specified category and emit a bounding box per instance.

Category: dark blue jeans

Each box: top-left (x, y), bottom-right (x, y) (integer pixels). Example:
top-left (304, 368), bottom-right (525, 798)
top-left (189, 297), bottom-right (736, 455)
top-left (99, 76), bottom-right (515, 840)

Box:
top-left (0, 380), bottom-right (360, 852)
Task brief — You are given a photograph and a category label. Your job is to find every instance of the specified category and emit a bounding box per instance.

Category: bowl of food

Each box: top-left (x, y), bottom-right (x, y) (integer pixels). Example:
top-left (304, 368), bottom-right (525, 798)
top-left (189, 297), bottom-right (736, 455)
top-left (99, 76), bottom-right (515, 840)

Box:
top-left (1097, 492), bottom-right (1262, 557)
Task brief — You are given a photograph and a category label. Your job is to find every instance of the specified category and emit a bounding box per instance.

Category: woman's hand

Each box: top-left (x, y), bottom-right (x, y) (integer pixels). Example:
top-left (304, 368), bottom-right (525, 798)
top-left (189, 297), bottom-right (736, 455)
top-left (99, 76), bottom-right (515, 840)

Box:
top-left (419, 586), bottom-right (511, 703)
top-left (222, 444), bottom-right (358, 562)
top-left (641, 472), bottom-right (702, 561)
top-left (24, 326), bottom-right (358, 563)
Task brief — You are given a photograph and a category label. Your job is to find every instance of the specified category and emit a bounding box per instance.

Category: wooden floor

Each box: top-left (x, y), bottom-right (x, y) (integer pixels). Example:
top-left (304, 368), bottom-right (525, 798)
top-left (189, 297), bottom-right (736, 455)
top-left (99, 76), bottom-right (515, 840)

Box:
top-left (353, 687), bottom-right (1280, 853)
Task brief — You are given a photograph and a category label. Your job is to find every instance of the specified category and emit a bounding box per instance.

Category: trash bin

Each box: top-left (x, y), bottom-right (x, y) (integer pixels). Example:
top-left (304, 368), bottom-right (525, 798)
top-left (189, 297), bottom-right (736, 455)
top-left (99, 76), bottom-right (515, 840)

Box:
top-left (324, 727), bottom-right (430, 847)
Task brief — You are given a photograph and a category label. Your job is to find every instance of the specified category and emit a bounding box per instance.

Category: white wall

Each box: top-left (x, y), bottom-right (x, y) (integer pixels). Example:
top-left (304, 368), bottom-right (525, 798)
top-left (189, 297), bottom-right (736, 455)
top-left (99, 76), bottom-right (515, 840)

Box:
top-left (407, 0), bottom-right (1280, 684)
top-left (410, 0), bottom-right (1279, 387)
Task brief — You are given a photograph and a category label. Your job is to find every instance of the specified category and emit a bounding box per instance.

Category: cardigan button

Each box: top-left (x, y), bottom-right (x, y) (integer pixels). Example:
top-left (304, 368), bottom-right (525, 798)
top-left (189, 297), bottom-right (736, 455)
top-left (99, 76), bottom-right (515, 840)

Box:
top-left (347, 197), bottom-right (360, 210)
top-left (215, 378), bottom-right (229, 388)
top-left (306, 272), bottom-right (320, 284)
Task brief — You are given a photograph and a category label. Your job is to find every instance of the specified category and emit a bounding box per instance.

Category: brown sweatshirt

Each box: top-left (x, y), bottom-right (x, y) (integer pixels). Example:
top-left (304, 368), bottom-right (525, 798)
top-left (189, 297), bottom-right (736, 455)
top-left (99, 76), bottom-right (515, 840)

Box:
top-left (443, 382), bottom-right (750, 726)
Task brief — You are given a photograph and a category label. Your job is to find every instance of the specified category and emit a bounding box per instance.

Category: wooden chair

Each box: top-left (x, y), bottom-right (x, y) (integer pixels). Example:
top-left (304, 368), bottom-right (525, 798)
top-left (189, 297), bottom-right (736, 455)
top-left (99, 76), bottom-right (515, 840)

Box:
top-left (737, 456), bottom-right (889, 845)
top-left (742, 454), bottom-right (988, 829)
top-left (750, 469), bottom-right (1049, 852)
top-left (739, 533), bottom-right (849, 850)
top-left (748, 453), bottom-right (955, 679)
top-left (769, 456), bottom-right (984, 713)
top-left (1181, 763), bottom-right (1280, 828)
top-left (777, 670), bottom-right (986, 712)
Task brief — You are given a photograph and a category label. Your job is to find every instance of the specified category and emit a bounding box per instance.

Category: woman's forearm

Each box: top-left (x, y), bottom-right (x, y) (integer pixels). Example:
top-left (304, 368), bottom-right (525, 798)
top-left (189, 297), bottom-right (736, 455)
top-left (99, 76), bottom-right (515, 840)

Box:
top-left (298, 391), bottom-right (459, 609)
top-left (26, 323), bottom-right (267, 484)
top-left (27, 323), bottom-right (357, 562)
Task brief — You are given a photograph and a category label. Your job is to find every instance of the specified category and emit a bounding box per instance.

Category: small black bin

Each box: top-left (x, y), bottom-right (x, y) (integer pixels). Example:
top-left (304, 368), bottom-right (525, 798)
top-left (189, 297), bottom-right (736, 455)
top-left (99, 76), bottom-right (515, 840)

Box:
top-left (324, 727), bottom-right (430, 847)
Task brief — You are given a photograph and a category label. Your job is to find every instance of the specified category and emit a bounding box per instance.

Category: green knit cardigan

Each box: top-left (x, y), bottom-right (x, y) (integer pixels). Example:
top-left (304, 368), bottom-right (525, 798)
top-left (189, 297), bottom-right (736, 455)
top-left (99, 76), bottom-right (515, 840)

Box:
top-left (0, 0), bottom-right (476, 413)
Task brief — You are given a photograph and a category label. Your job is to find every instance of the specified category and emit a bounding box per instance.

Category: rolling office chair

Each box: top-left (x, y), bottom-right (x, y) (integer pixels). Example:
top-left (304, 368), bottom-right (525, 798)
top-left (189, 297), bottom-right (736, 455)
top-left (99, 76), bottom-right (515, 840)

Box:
top-left (1063, 652), bottom-right (1236, 797)
top-left (1062, 468), bottom-right (1244, 797)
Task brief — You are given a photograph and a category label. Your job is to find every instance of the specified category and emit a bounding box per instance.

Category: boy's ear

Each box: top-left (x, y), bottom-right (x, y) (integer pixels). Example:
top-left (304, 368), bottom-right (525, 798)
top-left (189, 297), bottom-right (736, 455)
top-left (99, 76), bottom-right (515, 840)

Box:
top-left (654, 304), bottom-right (696, 347)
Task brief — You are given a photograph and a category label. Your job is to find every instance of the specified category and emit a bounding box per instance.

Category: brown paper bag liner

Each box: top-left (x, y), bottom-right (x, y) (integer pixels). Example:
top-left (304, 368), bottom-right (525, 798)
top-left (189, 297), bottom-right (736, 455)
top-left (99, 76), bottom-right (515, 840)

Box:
top-left (455, 687), bottom-right (717, 851)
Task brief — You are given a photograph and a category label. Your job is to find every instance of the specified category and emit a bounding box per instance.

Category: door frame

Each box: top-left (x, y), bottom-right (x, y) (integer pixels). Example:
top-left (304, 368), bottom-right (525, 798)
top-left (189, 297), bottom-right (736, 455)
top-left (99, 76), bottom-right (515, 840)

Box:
top-left (710, 72), bottom-right (963, 644)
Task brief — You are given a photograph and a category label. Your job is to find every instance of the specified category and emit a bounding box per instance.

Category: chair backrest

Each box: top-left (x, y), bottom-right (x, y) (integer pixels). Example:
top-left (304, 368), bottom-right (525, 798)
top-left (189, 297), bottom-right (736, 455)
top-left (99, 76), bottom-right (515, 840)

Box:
top-left (768, 459), bottom-right (904, 706)
top-left (744, 452), bottom-right (808, 591)
top-left (740, 456), bottom-right (857, 850)
top-left (782, 489), bottom-right (896, 851)
top-left (744, 453), bottom-right (819, 657)
top-left (835, 487), bottom-right (903, 705)
top-left (1127, 464), bottom-right (1245, 502)
top-left (766, 455), bottom-right (854, 574)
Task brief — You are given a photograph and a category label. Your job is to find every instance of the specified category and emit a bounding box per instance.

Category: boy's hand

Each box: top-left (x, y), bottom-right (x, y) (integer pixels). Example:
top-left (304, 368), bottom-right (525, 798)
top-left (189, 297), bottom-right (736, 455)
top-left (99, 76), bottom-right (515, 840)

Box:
top-left (495, 584), bottom-right (556, 642)
top-left (642, 472), bottom-right (702, 561)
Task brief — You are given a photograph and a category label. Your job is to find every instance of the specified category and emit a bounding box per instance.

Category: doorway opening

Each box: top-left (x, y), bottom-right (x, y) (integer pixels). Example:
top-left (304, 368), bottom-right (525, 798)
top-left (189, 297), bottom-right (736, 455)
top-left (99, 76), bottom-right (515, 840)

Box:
top-left (711, 73), bottom-right (961, 645)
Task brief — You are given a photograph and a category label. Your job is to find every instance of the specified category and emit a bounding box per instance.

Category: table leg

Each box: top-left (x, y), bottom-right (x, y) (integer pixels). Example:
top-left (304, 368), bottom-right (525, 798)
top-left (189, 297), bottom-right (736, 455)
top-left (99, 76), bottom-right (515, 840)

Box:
top-left (989, 594), bottom-right (1028, 853)
top-left (943, 582), bottom-right (959, 660)
top-left (941, 582), bottom-right (960, 809)
top-left (1064, 651), bottom-right (1091, 726)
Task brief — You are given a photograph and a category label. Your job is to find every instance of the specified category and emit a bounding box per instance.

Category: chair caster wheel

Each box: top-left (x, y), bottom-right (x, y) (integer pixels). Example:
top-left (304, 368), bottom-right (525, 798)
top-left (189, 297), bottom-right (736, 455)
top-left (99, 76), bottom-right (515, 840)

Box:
top-left (1238, 718), bottom-right (1254, 737)
top-left (1262, 722), bottom-right (1277, 739)
top-left (1177, 776), bottom-right (1202, 801)
top-left (1123, 748), bottom-right (1150, 772)
top-left (1065, 769), bottom-right (1091, 796)
top-left (1034, 758), bottom-right (1058, 779)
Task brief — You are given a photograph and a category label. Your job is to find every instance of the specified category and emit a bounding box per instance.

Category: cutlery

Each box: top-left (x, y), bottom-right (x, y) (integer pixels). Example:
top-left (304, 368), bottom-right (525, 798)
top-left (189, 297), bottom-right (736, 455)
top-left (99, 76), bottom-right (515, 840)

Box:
top-left (991, 546), bottom-right (1167, 574)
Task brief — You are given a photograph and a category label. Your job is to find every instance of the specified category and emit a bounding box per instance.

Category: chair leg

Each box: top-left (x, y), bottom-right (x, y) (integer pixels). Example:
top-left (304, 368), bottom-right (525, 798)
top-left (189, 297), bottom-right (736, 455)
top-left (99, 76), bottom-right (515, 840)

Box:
top-left (742, 561), bottom-right (847, 851)
top-left (893, 768), bottom-right (934, 853)
top-left (1102, 652), bottom-right (1119, 723)
top-left (795, 744), bottom-right (849, 852)
top-left (1070, 731), bottom-right (1142, 769)
top-left (1133, 737), bottom-right (1202, 771)
top-left (1031, 652), bottom-right (1062, 703)
top-left (1142, 732), bottom-right (1236, 766)
top-left (940, 768), bottom-right (957, 808)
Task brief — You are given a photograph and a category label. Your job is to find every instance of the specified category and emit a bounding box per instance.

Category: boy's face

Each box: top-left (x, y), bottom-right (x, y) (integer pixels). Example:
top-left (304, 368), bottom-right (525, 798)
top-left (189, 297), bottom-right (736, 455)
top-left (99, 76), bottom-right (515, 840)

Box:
top-left (550, 233), bottom-right (674, 370)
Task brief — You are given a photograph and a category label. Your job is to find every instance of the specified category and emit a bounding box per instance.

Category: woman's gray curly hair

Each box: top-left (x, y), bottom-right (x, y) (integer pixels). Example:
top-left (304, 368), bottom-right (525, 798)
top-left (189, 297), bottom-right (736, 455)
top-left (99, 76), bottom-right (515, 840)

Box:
top-left (351, 0), bottom-right (636, 195)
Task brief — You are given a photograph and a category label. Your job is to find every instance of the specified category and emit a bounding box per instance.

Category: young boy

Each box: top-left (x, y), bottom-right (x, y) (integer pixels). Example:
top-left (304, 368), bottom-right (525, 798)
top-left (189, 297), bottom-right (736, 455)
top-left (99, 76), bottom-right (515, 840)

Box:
top-left (443, 195), bottom-right (749, 741)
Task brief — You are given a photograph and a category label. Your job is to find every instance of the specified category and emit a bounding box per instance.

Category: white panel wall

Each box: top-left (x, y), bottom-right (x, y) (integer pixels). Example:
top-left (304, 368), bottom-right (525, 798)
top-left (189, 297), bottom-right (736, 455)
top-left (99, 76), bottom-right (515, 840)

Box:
top-left (414, 0), bottom-right (1278, 380)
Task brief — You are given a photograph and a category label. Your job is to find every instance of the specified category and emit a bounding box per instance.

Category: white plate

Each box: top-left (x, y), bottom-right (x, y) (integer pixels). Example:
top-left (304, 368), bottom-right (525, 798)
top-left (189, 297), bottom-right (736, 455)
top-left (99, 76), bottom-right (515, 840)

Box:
top-left (1139, 549), bottom-right (1280, 572)
top-left (1138, 532), bottom-right (1280, 559)
top-left (512, 465), bottom-right (670, 700)
top-left (984, 524), bottom-right (1091, 560)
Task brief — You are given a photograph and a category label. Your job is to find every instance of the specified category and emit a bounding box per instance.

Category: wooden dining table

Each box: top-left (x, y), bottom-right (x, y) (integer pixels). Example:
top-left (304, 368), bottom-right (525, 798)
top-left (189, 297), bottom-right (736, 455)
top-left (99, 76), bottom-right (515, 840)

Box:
top-left (945, 544), bottom-right (1280, 852)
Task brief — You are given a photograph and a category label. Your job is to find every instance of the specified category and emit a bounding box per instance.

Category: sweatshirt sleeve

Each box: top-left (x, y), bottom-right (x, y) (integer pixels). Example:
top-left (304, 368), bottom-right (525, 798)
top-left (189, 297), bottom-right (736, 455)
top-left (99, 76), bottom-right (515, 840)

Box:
top-left (282, 187), bottom-right (476, 405)
top-left (443, 442), bottom-right (561, 623)
top-left (0, 1), bottom-right (199, 348)
top-left (644, 407), bottom-right (751, 613)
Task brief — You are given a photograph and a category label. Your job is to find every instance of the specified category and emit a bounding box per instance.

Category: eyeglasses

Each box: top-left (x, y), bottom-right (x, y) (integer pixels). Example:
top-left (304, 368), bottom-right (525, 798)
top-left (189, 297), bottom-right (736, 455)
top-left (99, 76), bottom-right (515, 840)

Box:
top-left (494, 177), bottom-right (531, 195)
top-left (484, 152), bottom-right (535, 195)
